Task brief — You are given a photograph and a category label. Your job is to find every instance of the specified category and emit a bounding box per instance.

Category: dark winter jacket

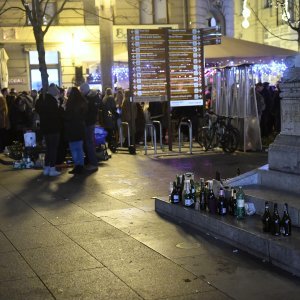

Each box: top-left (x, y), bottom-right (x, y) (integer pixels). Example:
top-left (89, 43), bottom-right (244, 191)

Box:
top-left (35, 93), bottom-right (63, 134)
top-left (102, 95), bottom-right (117, 129)
top-left (84, 90), bottom-right (100, 126)
top-left (63, 107), bottom-right (87, 142)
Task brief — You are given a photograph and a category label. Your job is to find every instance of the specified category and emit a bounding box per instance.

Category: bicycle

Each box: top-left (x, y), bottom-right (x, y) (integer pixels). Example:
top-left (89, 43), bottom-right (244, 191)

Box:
top-left (198, 111), bottom-right (240, 153)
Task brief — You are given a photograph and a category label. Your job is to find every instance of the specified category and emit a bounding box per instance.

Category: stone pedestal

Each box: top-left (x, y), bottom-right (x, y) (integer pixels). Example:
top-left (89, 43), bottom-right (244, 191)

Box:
top-left (268, 65), bottom-right (300, 175)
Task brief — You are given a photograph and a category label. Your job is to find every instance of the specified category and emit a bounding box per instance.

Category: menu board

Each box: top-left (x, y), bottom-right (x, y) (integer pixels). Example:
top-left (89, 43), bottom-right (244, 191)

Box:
top-left (128, 28), bottom-right (220, 106)
top-left (127, 29), bottom-right (167, 102)
top-left (168, 29), bottom-right (203, 107)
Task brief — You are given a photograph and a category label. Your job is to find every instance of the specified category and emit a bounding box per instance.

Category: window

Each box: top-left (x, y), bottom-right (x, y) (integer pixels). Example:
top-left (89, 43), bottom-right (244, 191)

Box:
top-left (264, 0), bottom-right (273, 8)
top-left (84, 0), bottom-right (98, 25)
top-left (29, 51), bottom-right (60, 91)
top-left (27, 2), bottom-right (57, 26)
top-left (154, 0), bottom-right (168, 23)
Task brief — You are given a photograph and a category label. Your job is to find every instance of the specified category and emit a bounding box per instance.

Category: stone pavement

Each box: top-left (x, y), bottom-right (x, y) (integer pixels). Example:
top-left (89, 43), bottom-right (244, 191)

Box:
top-left (0, 149), bottom-right (300, 299)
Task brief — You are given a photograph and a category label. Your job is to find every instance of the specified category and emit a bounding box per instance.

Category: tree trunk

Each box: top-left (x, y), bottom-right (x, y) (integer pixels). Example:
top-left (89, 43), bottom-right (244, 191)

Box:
top-left (33, 28), bottom-right (49, 92)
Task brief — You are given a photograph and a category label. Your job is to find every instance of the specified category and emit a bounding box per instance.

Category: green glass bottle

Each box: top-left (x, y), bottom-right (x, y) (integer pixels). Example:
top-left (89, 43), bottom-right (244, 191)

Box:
top-left (262, 201), bottom-right (272, 233)
top-left (280, 203), bottom-right (291, 236)
top-left (271, 203), bottom-right (281, 236)
top-left (236, 186), bottom-right (245, 220)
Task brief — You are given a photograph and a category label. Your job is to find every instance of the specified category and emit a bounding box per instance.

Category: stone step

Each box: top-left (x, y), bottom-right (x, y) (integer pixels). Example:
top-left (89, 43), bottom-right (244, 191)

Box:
top-left (243, 185), bottom-right (300, 228)
top-left (155, 197), bottom-right (300, 277)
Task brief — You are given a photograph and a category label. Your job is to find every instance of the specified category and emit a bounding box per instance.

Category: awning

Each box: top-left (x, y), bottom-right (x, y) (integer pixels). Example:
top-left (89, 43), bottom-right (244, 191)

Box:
top-left (113, 37), bottom-right (298, 64)
top-left (0, 48), bottom-right (9, 88)
top-left (204, 36), bottom-right (298, 64)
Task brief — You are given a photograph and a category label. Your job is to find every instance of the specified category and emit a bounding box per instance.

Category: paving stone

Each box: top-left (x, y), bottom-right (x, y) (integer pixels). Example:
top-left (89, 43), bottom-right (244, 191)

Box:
top-left (80, 236), bottom-right (163, 266)
top-left (0, 276), bottom-right (54, 299)
top-left (43, 268), bottom-right (142, 300)
top-left (0, 210), bottom-right (50, 233)
top-left (0, 251), bottom-right (36, 281)
top-left (108, 257), bottom-right (213, 299)
top-left (57, 220), bottom-right (127, 244)
top-left (0, 232), bottom-right (15, 253)
top-left (20, 243), bottom-right (103, 277)
top-left (162, 290), bottom-right (231, 300)
top-left (4, 225), bottom-right (71, 250)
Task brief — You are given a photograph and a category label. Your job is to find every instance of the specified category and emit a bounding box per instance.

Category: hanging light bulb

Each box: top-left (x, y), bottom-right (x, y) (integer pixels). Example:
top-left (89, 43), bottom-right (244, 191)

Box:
top-left (242, 19), bottom-right (250, 29)
top-left (242, 0), bottom-right (251, 29)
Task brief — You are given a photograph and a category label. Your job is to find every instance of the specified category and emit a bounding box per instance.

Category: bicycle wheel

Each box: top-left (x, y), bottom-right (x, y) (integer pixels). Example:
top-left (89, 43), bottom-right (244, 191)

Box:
top-left (221, 129), bottom-right (239, 153)
top-left (202, 127), bottom-right (213, 151)
top-left (197, 126), bottom-right (207, 148)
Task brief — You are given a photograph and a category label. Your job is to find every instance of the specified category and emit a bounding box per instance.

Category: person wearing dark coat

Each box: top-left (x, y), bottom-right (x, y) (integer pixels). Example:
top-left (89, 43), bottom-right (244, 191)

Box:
top-left (35, 84), bottom-right (63, 176)
top-left (64, 87), bottom-right (88, 175)
top-left (101, 87), bottom-right (117, 149)
top-left (80, 82), bottom-right (99, 171)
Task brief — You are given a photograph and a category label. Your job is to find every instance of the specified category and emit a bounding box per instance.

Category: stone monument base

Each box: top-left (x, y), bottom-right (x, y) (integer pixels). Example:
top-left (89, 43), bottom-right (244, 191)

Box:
top-left (268, 134), bottom-right (300, 175)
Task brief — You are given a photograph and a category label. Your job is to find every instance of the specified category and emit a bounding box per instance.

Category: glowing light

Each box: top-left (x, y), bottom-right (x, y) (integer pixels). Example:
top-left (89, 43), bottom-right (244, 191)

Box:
top-left (242, 19), bottom-right (250, 29)
top-left (242, 0), bottom-right (251, 29)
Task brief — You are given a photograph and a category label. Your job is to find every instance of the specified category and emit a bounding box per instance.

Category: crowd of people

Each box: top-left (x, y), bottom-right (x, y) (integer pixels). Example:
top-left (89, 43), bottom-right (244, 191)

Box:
top-left (255, 81), bottom-right (281, 138)
top-left (0, 80), bottom-right (282, 175)
top-left (0, 84), bottom-right (171, 176)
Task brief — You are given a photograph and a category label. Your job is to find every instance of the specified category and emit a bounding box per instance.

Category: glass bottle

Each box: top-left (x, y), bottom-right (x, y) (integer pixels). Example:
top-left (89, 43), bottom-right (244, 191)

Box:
top-left (190, 180), bottom-right (196, 207)
top-left (236, 186), bottom-right (245, 220)
top-left (207, 180), bottom-right (217, 214)
top-left (281, 203), bottom-right (292, 236)
top-left (271, 203), bottom-right (281, 236)
top-left (183, 180), bottom-right (193, 207)
top-left (229, 187), bottom-right (237, 216)
top-left (199, 178), bottom-right (206, 211)
top-left (170, 181), bottom-right (180, 204)
top-left (262, 201), bottom-right (272, 233)
top-left (217, 187), bottom-right (227, 216)
top-left (176, 175), bottom-right (182, 203)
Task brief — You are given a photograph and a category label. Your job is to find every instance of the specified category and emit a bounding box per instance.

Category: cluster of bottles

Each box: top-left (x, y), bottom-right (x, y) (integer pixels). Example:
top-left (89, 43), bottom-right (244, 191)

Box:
top-left (13, 156), bottom-right (35, 169)
top-left (262, 202), bottom-right (292, 236)
top-left (169, 174), bottom-right (246, 219)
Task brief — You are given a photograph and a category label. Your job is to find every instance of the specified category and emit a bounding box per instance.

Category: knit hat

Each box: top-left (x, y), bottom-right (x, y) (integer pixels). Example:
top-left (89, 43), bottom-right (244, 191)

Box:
top-left (48, 85), bottom-right (60, 97)
top-left (80, 82), bottom-right (90, 95)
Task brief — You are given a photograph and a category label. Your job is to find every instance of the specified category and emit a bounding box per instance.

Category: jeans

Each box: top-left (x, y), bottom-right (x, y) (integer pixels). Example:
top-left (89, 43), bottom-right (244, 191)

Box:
top-left (69, 140), bottom-right (84, 166)
top-left (44, 133), bottom-right (60, 167)
top-left (84, 125), bottom-right (98, 166)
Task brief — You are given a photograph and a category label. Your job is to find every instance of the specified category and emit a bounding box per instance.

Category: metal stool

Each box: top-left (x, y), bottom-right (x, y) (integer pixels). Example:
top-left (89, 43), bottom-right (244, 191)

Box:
top-left (144, 123), bottom-right (157, 154)
top-left (152, 120), bottom-right (163, 150)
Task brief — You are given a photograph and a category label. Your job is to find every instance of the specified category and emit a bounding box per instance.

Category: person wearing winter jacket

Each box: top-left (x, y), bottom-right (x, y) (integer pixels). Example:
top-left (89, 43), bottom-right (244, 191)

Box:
top-left (35, 84), bottom-right (63, 177)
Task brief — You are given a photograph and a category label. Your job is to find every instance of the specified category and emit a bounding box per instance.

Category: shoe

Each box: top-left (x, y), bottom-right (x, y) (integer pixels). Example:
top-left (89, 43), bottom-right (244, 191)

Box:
top-left (68, 165), bottom-right (84, 174)
top-left (85, 164), bottom-right (98, 172)
top-left (49, 167), bottom-right (61, 177)
top-left (43, 166), bottom-right (50, 176)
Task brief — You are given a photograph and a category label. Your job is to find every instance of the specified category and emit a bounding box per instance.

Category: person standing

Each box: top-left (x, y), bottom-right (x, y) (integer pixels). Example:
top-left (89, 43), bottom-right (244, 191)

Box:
top-left (80, 82), bottom-right (99, 172)
top-left (121, 90), bottom-right (137, 146)
top-left (102, 87), bottom-right (118, 149)
top-left (0, 91), bottom-right (9, 152)
top-left (64, 87), bottom-right (87, 175)
top-left (35, 84), bottom-right (62, 177)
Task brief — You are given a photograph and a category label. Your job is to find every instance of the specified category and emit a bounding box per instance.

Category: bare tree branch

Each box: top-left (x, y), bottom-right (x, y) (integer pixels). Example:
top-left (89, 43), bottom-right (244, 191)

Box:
top-left (0, 0), bottom-right (8, 12)
top-left (249, 4), bottom-right (297, 42)
top-left (42, 0), bottom-right (51, 19)
top-left (44, 0), bottom-right (68, 34)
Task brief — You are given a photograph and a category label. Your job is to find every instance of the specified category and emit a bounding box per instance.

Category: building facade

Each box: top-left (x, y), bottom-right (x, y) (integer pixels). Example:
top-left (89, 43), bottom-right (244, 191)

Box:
top-left (0, 0), bottom-right (297, 91)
